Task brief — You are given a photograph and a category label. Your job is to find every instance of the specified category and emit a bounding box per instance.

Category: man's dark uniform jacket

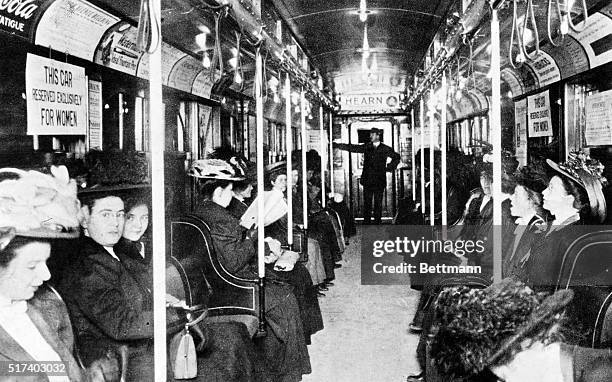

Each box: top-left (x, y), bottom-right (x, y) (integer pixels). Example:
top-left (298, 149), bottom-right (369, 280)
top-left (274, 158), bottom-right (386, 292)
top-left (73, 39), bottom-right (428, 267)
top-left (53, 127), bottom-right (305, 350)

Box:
top-left (335, 142), bottom-right (400, 190)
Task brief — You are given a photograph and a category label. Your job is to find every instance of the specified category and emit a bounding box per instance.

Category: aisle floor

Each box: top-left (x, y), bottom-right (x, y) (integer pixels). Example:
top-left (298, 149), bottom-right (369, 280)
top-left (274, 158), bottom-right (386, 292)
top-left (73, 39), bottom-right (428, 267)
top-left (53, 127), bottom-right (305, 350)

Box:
top-left (303, 227), bottom-right (422, 382)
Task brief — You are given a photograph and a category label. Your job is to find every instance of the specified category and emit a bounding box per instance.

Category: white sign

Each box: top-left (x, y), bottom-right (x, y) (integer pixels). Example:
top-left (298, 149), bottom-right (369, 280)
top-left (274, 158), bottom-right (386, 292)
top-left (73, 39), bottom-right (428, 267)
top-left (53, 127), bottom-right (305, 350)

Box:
top-left (88, 79), bottom-right (102, 149)
top-left (514, 99), bottom-right (528, 166)
top-left (338, 93), bottom-right (400, 113)
top-left (528, 50), bottom-right (561, 87)
top-left (527, 90), bottom-right (553, 138)
top-left (585, 89), bottom-right (612, 146)
top-left (35, 0), bottom-right (120, 61)
top-left (571, 12), bottom-right (612, 70)
top-left (26, 54), bottom-right (87, 135)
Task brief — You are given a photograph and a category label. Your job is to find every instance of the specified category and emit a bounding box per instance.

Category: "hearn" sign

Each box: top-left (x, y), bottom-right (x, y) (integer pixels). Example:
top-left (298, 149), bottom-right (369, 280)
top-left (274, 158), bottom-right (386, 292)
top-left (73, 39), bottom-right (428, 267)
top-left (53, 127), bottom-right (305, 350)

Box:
top-left (338, 93), bottom-right (400, 113)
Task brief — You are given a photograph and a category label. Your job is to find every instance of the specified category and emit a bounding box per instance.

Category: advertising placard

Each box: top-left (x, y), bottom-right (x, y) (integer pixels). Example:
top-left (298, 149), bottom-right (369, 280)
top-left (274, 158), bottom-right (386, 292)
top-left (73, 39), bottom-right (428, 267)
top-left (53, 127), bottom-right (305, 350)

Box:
top-left (88, 79), bottom-right (102, 149)
top-left (0, 0), bottom-right (44, 38)
top-left (26, 53), bottom-right (87, 135)
top-left (35, 0), bottom-right (120, 61)
top-left (514, 98), bottom-right (528, 166)
top-left (585, 89), bottom-right (612, 146)
top-left (527, 90), bottom-right (553, 138)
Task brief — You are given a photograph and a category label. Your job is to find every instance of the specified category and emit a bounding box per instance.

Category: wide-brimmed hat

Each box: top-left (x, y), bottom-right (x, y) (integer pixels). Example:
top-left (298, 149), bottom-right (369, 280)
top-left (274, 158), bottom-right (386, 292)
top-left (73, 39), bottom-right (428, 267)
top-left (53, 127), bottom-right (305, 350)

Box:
top-left (0, 166), bottom-right (81, 240)
top-left (265, 161), bottom-right (288, 178)
top-left (188, 159), bottom-right (245, 181)
top-left (546, 152), bottom-right (607, 222)
top-left (430, 278), bottom-right (573, 379)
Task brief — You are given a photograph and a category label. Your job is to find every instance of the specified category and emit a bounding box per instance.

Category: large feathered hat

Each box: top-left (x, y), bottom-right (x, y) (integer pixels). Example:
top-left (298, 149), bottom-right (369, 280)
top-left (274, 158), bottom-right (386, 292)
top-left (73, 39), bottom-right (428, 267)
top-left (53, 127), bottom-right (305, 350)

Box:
top-left (188, 159), bottom-right (245, 181)
top-left (546, 151), bottom-right (607, 223)
top-left (0, 166), bottom-right (81, 240)
top-left (430, 278), bottom-right (573, 379)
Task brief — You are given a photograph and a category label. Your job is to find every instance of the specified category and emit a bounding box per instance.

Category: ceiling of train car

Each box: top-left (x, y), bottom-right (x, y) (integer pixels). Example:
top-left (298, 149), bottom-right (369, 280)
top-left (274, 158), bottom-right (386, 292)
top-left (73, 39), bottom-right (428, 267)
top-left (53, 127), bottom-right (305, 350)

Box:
top-left (269, 0), bottom-right (455, 94)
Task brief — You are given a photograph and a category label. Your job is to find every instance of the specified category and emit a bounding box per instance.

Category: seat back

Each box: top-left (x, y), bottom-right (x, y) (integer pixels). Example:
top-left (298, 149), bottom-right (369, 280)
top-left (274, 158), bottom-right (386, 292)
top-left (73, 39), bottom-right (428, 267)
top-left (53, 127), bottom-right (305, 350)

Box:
top-left (555, 230), bottom-right (612, 347)
top-left (593, 291), bottom-right (612, 348)
top-left (166, 256), bottom-right (211, 311)
top-left (324, 208), bottom-right (346, 253)
top-left (170, 215), bottom-right (260, 319)
top-left (556, 230), bottom-right (612, 289)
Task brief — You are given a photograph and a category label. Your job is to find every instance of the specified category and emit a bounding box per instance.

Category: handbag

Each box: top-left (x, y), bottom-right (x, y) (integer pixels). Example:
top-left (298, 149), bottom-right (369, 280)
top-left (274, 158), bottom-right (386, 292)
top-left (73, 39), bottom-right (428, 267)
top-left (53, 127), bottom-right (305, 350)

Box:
top-left (292, 227), bottom-right (309, 262)
top-left (170, 309), bottom-right (208, 379)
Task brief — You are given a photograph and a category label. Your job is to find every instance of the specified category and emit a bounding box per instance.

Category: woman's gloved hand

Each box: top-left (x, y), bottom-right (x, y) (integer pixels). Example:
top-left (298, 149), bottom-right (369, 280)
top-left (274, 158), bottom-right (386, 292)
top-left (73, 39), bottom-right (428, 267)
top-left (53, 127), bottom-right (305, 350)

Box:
top-left (85, 350), bottom-right (120, 382)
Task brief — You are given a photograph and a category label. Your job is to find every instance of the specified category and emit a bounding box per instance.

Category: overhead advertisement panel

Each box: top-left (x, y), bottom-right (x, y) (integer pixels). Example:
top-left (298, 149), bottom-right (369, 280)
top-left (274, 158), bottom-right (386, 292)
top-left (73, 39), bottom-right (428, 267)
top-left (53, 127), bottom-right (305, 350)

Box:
top-left (542, 36), bottom-right (589, 79)
top-left (137, 42), bottom-right (187, 84)
top-left (35, 0), bottom-right (120, 61)
top-left (191, 70), bottom-right (215, 100)
top-left (526, 50), bottom-right (561, 88)
top-left (0, 0), bottom-right (45, 38)
top-left (94, 23), bottom-right (142, 77)
top-left (168, 55), bottom-right (204, 94)
top-left (571, 12), bottom-right (612, 69)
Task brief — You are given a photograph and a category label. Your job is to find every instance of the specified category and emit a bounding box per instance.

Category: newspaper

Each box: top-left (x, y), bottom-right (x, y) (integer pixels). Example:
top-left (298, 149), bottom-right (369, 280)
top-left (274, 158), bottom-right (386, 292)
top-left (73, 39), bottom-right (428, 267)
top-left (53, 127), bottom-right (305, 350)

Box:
top-left (239, 189), bottom-right (287, 229)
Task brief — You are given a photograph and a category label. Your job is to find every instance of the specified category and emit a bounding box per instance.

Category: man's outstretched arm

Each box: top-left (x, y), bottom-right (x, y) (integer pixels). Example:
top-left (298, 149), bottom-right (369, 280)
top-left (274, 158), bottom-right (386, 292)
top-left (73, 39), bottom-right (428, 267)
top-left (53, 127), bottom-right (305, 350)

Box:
top-left (333, 142), bottom-right (366, 153)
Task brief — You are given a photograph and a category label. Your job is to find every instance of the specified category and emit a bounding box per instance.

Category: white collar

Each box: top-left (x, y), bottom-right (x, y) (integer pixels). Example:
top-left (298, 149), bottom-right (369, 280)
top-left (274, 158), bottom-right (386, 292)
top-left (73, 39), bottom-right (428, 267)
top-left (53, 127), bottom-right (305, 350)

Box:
top-left (373, 141), bottom-right (380, 147)
top-left (515, 212), bottom-right (536, 226)
top-left (551, 210), bottom-right (580, 226)
top-left (0, 293), bottom-right (27, 314)
top-left (105, 246), bottom-right (120, 262)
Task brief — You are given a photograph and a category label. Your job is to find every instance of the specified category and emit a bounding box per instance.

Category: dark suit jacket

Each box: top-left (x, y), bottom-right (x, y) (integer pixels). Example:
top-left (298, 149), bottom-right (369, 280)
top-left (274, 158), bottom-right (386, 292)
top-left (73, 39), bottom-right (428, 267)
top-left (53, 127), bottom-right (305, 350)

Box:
top-left (0, 287), bottom-right (85, 382)
top-left (335, 142), bottom-right (400, 190)
top-left (58, 237), bottom-right (175, 367)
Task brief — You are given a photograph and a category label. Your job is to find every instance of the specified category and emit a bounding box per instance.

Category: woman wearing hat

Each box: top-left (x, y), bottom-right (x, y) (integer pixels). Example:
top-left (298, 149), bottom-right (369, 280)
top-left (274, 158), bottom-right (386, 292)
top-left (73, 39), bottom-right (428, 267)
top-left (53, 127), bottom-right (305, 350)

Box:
top-left (430, 279), bottom-right (612, 382)
top-left (189, 159), bottom-right (311, 382)
top-left (263, 161), bottom-right (325, 345)
top-left (503, 164), bottom-right (549, 279)
top-left (524, 153), bottom-right (607, 290)
top-left (0, 167), bottom-right (119, 381)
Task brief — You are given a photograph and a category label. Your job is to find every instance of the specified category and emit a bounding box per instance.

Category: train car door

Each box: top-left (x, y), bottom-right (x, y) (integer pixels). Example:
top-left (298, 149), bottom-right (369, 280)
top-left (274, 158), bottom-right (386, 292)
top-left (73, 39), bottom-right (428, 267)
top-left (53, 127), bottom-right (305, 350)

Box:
top-left (348, 120), bottom-right (395, 221)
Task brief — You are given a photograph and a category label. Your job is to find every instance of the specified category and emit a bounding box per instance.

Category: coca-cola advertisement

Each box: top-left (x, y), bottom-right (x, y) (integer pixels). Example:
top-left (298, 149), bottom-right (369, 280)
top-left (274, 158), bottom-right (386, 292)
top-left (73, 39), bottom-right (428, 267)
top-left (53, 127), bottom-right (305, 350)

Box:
top-left (0, 0), bottom-right (45, 38)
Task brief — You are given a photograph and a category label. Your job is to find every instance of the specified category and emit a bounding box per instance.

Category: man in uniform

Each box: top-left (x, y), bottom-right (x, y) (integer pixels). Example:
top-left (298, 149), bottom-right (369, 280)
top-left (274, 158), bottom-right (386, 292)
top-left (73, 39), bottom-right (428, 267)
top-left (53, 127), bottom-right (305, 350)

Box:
top-left (334, 127), bottom-right (400, 224)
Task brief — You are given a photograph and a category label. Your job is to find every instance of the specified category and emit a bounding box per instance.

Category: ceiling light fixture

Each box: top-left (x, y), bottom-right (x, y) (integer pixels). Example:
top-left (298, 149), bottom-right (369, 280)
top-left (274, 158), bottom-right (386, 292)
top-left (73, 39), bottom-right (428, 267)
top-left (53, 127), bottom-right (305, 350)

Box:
top-left (359, 0), bottom-right (368, 22)
top-left (362, 25), bottom-right (370, 58)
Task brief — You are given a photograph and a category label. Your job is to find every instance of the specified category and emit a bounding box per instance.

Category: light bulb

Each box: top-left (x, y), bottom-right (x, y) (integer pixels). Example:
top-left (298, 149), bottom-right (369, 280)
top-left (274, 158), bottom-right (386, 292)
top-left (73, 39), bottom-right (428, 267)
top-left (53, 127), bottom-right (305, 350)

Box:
top-left (229, 57), bottom-right (237, 68)
top-left (560, 15), bottom-right (569, 35)
top-left (234, 71), bottom-right (242, 84)
top-left (458, 77), bottom-right (467, 90)
top-left (195, 33), bottom-right (207, 50)
top-left (363, 26), bottom-right (370, 57)
top-left (359, 0), bottom-right (368, 22)
top-left (516, 51), bottom-right (526, 64)
top-left (294, 105), bottom-right (300, 113)
top-left (273, 93), bottom-right (280, 103)
top-left (455, 90), bottom-right (462, 101)
top-left (202, 52), bottom-right (211, 68)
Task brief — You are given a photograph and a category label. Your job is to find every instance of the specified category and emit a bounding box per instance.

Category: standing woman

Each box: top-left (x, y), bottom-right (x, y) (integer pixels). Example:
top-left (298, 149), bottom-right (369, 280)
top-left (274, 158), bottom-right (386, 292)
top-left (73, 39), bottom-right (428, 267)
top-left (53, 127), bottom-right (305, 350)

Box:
top-left (0, 166), bottom-right (118, 382)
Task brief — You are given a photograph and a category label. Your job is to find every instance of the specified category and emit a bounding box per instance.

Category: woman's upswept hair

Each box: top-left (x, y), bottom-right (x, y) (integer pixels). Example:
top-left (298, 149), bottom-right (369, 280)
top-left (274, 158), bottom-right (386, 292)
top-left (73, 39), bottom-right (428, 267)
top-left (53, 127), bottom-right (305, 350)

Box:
top-left (198, 179), bottom-right (233, 200)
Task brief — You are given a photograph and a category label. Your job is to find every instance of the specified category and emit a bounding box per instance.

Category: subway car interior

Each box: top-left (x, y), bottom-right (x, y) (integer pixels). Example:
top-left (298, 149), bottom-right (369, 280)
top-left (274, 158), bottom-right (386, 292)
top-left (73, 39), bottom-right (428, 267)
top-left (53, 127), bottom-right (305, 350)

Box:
top-left (1, 0), bottom-right (612, 381)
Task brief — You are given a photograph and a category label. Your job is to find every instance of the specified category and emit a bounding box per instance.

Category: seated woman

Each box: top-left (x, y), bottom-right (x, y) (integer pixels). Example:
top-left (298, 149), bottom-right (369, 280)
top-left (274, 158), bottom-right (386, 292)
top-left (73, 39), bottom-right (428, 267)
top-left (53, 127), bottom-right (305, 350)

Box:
top-left (524, 154), bottom-right (607, 291)
top-left (59, 190), bottom-right (263, 382)
top-left (0, 166), bottom-right (118, 382)
top-left (113, 195), bottom-right (266, 382)
top-left (263, 161), bottom-right (324, 345)
top-left (503, 167), bottom-right (548, 279)
top-left (189, 159), bottom-right (311, 382)
top-left (430, 279), bottom-right (612, 382)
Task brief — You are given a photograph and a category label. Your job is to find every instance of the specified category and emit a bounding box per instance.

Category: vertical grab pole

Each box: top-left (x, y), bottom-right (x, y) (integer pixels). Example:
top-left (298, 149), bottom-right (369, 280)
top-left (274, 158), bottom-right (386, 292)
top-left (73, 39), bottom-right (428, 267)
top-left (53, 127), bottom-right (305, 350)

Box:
top-left (319, 104), bottom-right (326, 208)
top-left (148, 0), bottom-right (166, 379)
top-left (441, 73), bottom-right (448, 228)
top-left (329, 112), bottom-right (335, 195)
top-left (285, 73), bottom-right (293, 248)
top-left (301, 90), bottom-right (308, 231)
top-left (419, 98), bottom-right (425, 216)
top-left (411, 108), bottom-right (416, 201)
top-left (429, 86), bottom-right (435, 226)
top-left (491, 7), bottom-right (503, 284)
top-left (255, 45), bottom-right (266, 335)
